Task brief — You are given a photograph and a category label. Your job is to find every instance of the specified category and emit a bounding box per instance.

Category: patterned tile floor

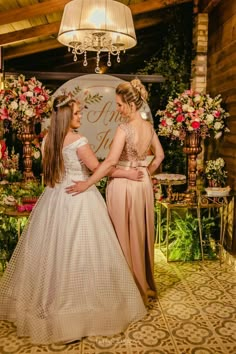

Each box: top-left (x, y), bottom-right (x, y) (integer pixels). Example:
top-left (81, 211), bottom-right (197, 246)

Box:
top-left (1, 247), bottom-right (236, 354)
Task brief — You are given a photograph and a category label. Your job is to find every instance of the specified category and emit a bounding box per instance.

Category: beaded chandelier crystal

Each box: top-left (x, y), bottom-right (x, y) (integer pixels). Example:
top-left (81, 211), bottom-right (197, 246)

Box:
top-left (57, 0), bottom-right (137, 73)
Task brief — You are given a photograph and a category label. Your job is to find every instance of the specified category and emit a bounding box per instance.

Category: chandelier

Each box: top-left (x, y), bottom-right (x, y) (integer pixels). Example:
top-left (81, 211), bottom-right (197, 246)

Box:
top-left (57, 0), bottom-right (137, 73)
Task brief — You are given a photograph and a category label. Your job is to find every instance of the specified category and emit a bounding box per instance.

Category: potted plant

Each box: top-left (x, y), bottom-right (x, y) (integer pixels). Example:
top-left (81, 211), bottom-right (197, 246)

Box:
top-left (204, 157), bottom-right (228, 187)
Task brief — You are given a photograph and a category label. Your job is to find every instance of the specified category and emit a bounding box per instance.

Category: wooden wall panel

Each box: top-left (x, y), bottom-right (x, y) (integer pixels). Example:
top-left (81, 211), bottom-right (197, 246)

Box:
top-left (207, 0), bottom-right (236, 252)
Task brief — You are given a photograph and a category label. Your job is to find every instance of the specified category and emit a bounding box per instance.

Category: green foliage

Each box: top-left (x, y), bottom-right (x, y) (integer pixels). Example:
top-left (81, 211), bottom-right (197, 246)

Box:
top-left (4, 170), bottom-right (23, 183)
top-left (159, 138), bottom-right (187, 175)
top-left (0, 211), bottom-right (27, 272)
top-left (96, 177), bottom-right (108, 200)
top-left (0, 181), bottom-right (45, 272)
top-left (136, 4), bottom-right (193, 175)
top-left (160, 210), bottom-right (218, 261)
top-left (136, 4), bottom-right (193, 112)
top-left (167, 212), bottom-right (201, 261)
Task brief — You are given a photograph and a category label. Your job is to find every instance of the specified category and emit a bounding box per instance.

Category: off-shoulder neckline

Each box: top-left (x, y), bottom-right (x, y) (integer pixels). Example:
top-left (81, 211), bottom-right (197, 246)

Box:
top-left (63, 136), bottom-right (87, 150)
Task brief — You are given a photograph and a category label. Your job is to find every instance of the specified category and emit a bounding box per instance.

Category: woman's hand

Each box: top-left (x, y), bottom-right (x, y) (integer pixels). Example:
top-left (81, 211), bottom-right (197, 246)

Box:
top-left (65, 180), bottom-right (89, 196)
top-left (126, 169), bottom-right (144, 181)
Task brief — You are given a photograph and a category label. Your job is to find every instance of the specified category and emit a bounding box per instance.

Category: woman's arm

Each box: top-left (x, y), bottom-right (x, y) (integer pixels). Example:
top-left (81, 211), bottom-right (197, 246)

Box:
top-left (148, 133), bottom-right (165, 176)
top-left (66, 127), bottom-right (126, 194)
top-left (77, 134), bottom-right (143, 181)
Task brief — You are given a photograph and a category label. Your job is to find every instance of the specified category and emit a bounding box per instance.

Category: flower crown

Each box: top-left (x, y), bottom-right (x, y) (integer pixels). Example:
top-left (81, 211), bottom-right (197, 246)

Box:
top-left (55, 96), bottom-right (72, 108)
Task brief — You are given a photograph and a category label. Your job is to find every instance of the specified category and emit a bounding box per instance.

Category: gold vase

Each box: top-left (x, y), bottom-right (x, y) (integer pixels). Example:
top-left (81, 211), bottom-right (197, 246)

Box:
top-left (17, 123), bottom-right (35, 181)
top-left (183, 131), bottom-right (202, 190)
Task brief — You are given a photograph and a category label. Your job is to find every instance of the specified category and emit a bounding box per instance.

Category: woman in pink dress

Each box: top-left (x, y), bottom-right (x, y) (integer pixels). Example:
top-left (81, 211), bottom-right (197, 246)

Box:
top-left (66, 79), bottom-right (165, 304)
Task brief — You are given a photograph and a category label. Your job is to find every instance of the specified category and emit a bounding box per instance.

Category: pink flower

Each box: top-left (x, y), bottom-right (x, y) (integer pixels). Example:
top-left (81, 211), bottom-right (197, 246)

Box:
top-left (24, 204), bottom-right (34, 211)
top-left (0, 107), bottom-right (9, 120)
top-left (19, 94), bottom-right (27, 102)
top-left (17, 205), bottom-right (25, 212)
top-left (214, 111), bottom-right (221, 118)
top-left (30, 97), bottom-right (38, 104)
top-left (21, 85), bottom-right (28, 92)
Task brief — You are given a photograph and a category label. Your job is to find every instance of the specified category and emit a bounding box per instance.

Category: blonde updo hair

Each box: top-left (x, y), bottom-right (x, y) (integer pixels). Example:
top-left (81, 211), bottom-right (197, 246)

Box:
top-left (116, 78), bottom-right (148, 110)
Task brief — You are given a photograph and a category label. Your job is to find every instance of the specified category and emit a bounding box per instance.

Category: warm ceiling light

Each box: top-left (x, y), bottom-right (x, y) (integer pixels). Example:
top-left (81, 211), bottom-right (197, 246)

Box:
top-left (57, 0), bottom-right (137, 73)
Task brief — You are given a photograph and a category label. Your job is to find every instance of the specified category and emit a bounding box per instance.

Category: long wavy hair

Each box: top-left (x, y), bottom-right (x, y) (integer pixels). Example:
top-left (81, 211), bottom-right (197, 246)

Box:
top-left (43, 95), bottom-right (76, 187)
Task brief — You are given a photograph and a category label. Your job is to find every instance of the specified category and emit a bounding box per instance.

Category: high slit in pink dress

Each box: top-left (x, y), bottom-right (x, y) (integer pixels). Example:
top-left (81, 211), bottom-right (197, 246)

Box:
top-left (106, 123), bottom-right (156, 303)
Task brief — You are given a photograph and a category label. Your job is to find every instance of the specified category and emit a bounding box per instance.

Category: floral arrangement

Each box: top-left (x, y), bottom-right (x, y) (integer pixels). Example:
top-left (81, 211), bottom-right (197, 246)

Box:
top-left (0, 74), bottom-right (52, 132)
top-left (0, 147), bottom-right (22, 182)
top-left (157, 89), bottom-right (230, 140)
top-left (204, 157), bottom-right (227, 186)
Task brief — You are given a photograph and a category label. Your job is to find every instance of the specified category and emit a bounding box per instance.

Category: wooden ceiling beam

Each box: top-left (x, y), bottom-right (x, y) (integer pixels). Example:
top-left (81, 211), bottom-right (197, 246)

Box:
top-left (0, 22), bottom-right (60, 46)
top-left (5, 71), bottom-right (165, 83)
top-left (0, 0), bottom-right (70, 26)
top-left (0, 14), bottom-right (165, 47)
top-left (4, 39), bottom-right (62, 59)
top-left (2, 14), bottom-right (168, 58)
top-left (198, 0), bottom-right (222, 13)
top-left (130, 0), bottom-right (192, 15)
top-left (2, 0), bottom-right (193, 59)
top-left (0, 0), bottom-right (192, 27)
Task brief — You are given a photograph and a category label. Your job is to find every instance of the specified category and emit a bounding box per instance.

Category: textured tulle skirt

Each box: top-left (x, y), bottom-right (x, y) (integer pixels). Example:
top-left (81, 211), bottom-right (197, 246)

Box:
top-left (0, 179), bottom-right (146, 344)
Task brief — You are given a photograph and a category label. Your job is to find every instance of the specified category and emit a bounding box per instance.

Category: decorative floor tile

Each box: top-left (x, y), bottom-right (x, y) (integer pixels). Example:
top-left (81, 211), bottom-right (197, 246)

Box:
top-left (1, 248), bottom-right (236, 354)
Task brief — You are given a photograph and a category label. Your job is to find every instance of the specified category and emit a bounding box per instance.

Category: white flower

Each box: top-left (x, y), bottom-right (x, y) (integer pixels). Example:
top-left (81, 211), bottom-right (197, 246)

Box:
top-left (188, 106), bottom-right (195, 113)
top-left (26, 91), bottom-right (34, 97)
top-left (33, 151), bottom-right (41, 159)
top-left (3, 195), bottom-right (16, 206)
top-left (214, 121), bottom-right (223, 130)
top-left (166, 118), bottom-right (174, 126)
top-left (214, 132), bottom-right (222, 139)
top-left (194, 94), bottom-right (201, 102)
top-left (182, 104), bottom-right (189, 112)
top-left (206, 114), bottom-right (214, 124)
top-left (10, 101), bottom-right (18, 109)
top-left (172, 130), bottom-right (180, 137)
top-left (38, 95), bottom-right (45, 101)
top-left (25, 108), bottom-right (34, 117)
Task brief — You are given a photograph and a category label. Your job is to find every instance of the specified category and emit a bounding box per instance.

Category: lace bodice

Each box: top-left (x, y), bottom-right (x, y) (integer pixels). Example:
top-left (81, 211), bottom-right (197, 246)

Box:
top-left (62, 136), bottom-right (90, 179)
top-left (119, 123), bottom-right (154, 161)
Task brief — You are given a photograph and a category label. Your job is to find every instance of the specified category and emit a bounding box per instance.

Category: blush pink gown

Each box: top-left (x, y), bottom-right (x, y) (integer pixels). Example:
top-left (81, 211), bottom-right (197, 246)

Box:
top-left (106, 123), bottom-right (157, 303)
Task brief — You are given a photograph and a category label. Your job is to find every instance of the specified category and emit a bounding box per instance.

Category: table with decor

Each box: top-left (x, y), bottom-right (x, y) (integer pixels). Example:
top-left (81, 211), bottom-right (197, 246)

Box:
top-left (0, 181), bottom-right (43, 271)
top-left (156, 186), bottom-right (234, 264)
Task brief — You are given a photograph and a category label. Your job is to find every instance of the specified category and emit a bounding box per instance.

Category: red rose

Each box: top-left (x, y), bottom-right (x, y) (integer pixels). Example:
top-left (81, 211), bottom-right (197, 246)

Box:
top-left (176, 114), bottom-right (184, 122)
top-left (161, 120), bottom-right (167, 126)
top-left (191, 121), bottom-right (200, 129)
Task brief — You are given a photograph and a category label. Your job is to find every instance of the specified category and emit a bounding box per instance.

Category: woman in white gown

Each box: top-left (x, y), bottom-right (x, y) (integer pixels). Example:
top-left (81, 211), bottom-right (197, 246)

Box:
top-left (0, 95), bottom-right (147, 345)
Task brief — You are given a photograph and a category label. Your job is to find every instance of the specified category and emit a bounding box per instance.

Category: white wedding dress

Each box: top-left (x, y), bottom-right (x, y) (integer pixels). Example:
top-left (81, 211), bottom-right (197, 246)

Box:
top-left (0, 137), bottom-right (147, 344)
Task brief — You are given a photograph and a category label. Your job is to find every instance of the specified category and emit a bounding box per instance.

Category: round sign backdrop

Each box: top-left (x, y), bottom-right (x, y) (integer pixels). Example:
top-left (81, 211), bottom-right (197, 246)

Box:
top-left (51, 74), bottom-right (153, 159)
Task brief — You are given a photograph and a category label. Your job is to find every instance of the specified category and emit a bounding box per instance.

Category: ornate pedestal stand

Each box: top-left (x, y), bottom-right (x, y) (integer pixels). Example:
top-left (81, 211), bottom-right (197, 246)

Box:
top-left (18, 123), bottom-right (35, 181)
top-left (183, 131), bottom-right (202, 201)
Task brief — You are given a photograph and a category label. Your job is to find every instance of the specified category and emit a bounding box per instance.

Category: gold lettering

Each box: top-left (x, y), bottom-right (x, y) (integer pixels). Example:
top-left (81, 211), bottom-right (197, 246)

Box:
top-left (86, 101), bottom-right (124, 126)
top-left (94, 130), bottom-right (113, 154)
